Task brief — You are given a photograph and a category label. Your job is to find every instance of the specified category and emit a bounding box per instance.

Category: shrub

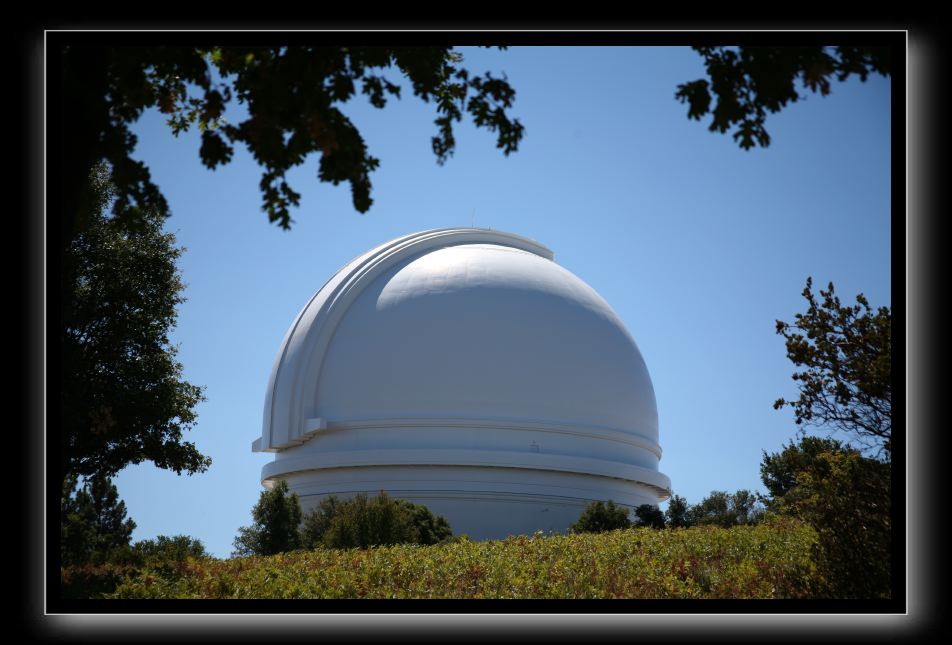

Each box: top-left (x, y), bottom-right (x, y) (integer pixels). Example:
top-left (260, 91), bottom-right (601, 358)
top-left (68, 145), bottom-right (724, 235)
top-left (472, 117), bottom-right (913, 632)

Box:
top-left (324, 492), bottom-right (415, 549)
top-left (61, 563), bottom-right (138, 599)
top-left (394, 498), bottom-right (453, 545)
top-left (570, 500), bottom-right (632, 533)
top-left (301, 492), bottom-right (453, 550)
top-left (106, 519), bottom-right (820, 599)
top-left (299, 495), bottom-right (342, 550)
top-left (633, 504), bottom-right (666, 529)
top-left (132, 535), bottom-right (210, 563)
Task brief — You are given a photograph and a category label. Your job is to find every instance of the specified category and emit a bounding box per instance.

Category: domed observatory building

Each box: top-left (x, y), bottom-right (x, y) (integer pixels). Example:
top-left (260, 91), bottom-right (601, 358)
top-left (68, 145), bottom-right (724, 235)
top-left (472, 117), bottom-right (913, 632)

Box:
top-left (253, 228), bottom-right (670, 540)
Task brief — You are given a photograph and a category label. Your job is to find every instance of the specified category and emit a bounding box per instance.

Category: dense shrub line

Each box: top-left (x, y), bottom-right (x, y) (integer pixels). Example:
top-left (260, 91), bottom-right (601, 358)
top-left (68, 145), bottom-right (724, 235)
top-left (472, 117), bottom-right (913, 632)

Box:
top-left (64, 517), bottom-right (818, 599)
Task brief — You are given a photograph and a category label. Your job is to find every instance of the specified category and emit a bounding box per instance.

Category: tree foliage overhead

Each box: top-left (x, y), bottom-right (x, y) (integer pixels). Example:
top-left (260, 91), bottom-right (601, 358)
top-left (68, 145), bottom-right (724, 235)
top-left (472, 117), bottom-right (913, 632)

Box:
top-left (58, 44), bottom-right (525, 242)
top-left (773, 278), bottom-right (892, 458)
top-left (61, 163), bottom-right (210, 484)
top-left (676, 46), bottom-right (891, 149)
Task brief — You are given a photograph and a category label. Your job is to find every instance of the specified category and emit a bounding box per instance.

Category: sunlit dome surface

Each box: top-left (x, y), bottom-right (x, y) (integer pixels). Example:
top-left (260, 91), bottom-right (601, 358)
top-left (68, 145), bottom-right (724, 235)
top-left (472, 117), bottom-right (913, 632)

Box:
top-left (255, 228), bottom-right (670, 539)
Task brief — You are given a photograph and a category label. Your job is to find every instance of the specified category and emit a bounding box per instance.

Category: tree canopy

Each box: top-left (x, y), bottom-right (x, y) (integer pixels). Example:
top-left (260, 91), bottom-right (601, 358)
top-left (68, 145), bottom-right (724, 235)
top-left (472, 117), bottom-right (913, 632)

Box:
top-left (52, 42), bottom-right (894, 248)
top-left (759, 436), bottom-right (851, 507)
top-left (684, 489), bottom-right (764, 528)
top-left (131, 534), bottom-right (210, 562)
top-left (56, 44), bottom-right (524, 244)
top-left (61, 163), bottom-right (210, 485)
top-left (773, 278), bottom-right (892, 458)
top-left (676, 46), bottom-right (891, 149)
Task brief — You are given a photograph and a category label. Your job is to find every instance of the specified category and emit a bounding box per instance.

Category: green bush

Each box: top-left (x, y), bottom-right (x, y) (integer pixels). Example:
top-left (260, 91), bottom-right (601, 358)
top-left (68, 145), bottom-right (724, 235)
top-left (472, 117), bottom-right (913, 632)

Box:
top-left (232, 480), bottom-right (302, 557)
top-left (570, 500), bottom-right (632, 533)
top-left (300, 491), bottom-right (453, 549)
top-left (299, 496), bottom-right (341, 549)
top-left (133, 535), bottom-right (210, 562)
top-left (633, 504), bottom-right (666, 529)
top-left (686, 490), bottom-right (764, 528)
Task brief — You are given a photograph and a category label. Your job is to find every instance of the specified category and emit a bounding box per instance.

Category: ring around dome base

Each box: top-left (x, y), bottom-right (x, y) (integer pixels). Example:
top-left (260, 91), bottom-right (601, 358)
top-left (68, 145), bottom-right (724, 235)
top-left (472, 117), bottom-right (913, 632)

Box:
top-left (272, 465), bottom-right (665, 541)
top-left (257, 228), bottom-right (671, 538)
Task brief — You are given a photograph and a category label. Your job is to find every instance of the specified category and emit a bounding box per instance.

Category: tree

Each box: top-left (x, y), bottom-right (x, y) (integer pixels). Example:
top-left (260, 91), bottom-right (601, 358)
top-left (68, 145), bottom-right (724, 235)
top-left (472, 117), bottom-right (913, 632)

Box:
top-left (728, 489), bottom-right (766, 526)
top-left (232, 480), bottom-right (303, 557)
top-left (686, 490), bottom-right (764, 528)
top-left (55, 44), bottom-right (525, 246)
top-left (773, 278), bottom-right (892, 458)
top-left (393, 498), bottom-right (454, 546)
top-left (685, 490), bottom-right (732, 528)
top-left (301, 492), bottom-right (453, 550)
top-left (131, 535), bottom-right (210, 562)
top-left (299, 495), bottom-right (341, 550)
top-left (61, 162), bottom-right (210, 489)
top-left (664, 494), bottom-right (691, 528)
top-left (61, 474), bottom-right (137, 566)
top-left (569, 500), bottom-right (632, 534)
top-left (760, 436), bottom-right (851, 509)
top-left (676, 46), bottom-right (891, 149)
top-left (761, 438), bottom-right (891, 598)
top-left (54, 43), bottom-right (893, 248)
top-left (633, 504), bottom-right (666, 529)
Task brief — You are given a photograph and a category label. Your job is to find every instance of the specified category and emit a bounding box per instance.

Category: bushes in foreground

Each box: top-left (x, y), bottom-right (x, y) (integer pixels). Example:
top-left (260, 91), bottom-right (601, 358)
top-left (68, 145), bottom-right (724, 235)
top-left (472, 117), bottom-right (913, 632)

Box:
top-left (85, 517), bottom-right (817, 599)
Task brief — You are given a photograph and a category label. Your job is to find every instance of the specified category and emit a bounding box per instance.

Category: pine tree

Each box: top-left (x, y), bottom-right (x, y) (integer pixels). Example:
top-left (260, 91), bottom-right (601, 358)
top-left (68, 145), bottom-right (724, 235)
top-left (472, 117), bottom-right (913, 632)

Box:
top-left (61, 474), bottom-right (136, 566)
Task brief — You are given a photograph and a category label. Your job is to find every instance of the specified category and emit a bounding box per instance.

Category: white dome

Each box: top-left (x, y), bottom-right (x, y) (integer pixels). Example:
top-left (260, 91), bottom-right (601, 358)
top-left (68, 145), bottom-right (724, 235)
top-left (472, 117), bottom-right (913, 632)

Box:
top-left (255, 228), bottom-right (670, 539)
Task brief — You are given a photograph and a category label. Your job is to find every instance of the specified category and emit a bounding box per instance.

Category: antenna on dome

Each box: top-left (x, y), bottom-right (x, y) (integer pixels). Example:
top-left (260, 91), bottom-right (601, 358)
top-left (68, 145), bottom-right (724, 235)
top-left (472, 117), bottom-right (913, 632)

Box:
top-left (471, 209), bottom-right (476, 229)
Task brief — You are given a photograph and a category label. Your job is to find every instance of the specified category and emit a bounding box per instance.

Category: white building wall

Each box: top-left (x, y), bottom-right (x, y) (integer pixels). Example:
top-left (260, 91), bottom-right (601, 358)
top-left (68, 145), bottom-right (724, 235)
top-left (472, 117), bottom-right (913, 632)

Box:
top-left (256, 229), bottom-right (671, 539)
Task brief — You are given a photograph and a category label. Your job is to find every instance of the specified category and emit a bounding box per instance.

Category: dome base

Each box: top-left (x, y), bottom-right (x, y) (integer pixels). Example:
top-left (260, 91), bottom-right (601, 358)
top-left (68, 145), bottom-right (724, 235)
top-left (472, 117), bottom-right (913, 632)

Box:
top-left (275, 465), bottom-right (666, 540)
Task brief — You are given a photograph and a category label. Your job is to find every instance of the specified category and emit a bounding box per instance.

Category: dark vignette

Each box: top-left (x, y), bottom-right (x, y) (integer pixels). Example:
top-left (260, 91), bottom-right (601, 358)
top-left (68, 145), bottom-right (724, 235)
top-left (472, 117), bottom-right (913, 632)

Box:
top-left (30, 20), bottom-right (940, 643)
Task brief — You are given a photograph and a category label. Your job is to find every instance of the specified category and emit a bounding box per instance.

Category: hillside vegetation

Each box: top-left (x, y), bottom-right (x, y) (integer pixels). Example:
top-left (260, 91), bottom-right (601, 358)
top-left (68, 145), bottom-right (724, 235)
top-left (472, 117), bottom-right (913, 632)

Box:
top-left (64, 517), bottom-right (819, 599)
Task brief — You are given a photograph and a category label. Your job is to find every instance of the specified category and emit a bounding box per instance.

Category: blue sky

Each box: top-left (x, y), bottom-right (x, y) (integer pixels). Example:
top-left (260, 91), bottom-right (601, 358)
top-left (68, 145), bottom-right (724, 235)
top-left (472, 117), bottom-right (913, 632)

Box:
top-left (110, 46), bottom-right (891, 558)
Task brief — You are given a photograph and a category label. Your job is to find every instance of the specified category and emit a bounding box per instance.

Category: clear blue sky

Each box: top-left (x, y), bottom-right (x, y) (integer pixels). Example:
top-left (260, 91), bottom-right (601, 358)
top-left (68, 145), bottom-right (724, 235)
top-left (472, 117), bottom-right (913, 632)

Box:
top-left (111, 46), bottom-right (891, 558)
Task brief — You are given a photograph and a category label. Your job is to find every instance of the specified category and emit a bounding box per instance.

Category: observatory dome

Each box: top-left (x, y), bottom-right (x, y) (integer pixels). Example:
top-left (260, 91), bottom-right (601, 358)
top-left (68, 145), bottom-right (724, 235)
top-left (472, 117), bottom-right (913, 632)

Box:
top-left (255, 228), bottom-right (670, 539)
